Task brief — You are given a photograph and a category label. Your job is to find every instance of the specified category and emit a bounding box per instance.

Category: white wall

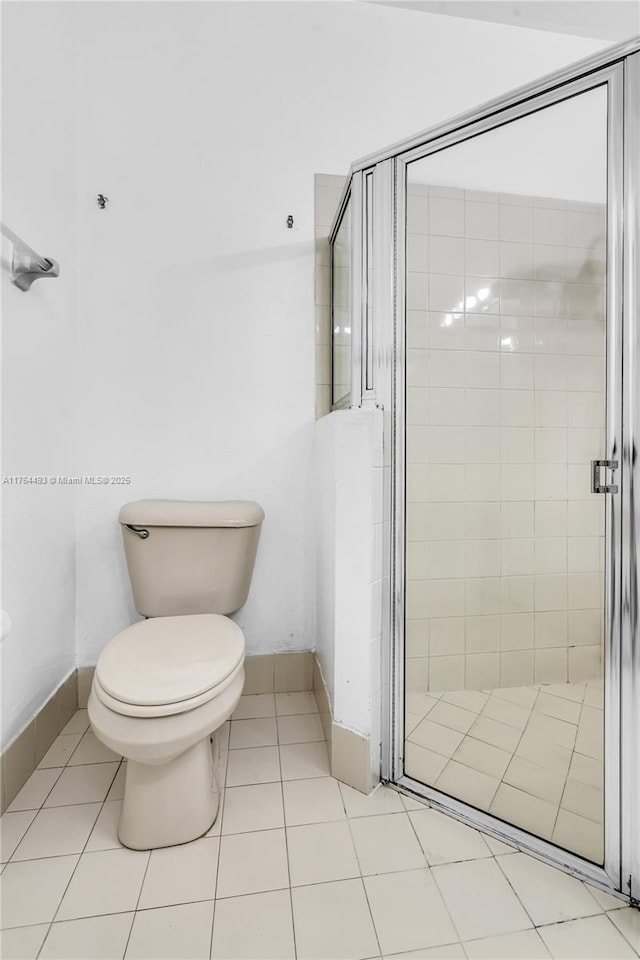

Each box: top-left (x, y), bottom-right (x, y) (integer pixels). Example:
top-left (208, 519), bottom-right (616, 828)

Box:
top-left (409, 85), bottom-right (607, 202)
top-left (71, 1), bottom-right (604, 668)
top-left (1, 0), bottom-right (606, 745)
top-left (1, 3), bottom-right (78, 748)
top-left (314, 408), bottom-right (383, 741)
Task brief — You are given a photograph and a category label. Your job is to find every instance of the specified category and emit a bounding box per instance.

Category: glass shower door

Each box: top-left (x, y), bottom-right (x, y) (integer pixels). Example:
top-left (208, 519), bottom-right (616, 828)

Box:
top-left (400, 81), bottom-right (619, 869)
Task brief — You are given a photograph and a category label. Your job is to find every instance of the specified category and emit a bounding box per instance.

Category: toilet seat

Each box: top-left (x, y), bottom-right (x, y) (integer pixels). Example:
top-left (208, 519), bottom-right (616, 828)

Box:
top-left (94, 614), bottom-right (245, 718)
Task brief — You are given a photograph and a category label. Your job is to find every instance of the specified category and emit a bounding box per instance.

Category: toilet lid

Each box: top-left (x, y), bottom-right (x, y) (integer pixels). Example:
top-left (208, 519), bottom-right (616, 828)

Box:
top-left (96, 614), bottom-right (245, 707)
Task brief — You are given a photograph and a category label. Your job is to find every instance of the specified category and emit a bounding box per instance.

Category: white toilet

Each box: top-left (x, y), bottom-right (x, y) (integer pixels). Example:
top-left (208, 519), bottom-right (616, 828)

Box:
top-left (88, 499), bottom-right (264, 850)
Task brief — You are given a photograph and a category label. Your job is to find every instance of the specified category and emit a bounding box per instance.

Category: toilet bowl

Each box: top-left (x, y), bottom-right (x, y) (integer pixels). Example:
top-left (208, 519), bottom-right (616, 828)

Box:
top-left (89, 613), bottom-right (245, 850)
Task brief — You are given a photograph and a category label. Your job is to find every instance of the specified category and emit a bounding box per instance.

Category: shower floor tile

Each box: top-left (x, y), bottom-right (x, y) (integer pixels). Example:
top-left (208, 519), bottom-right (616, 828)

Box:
top-left (1, 692), bottom-right (636, 960)
top-left (405, 680), bottom-right (606, 863)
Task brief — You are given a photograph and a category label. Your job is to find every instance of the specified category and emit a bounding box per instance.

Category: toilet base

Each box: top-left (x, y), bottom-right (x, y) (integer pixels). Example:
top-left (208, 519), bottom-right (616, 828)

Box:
top-left (118, 735), bottom-right (220, 850)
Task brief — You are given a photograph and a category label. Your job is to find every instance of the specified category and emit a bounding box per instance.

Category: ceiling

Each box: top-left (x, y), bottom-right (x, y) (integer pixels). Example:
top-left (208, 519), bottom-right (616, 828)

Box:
top-left (363, 1), bottom-right (640, 42)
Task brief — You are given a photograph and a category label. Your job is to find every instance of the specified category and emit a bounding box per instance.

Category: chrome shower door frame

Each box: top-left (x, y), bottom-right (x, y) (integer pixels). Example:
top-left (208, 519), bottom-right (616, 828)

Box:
top-left (382, 49), bottom-right (638, 898)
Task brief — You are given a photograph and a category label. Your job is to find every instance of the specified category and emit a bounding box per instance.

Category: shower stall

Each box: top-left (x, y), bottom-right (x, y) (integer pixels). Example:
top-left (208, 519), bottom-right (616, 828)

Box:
top-left (328, 38), bottom-right (640, 900)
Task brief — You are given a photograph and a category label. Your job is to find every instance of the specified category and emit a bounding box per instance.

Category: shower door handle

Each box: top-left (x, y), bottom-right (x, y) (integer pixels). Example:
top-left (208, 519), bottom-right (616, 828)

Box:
top-left (591, 459), bottom-right (619, 494)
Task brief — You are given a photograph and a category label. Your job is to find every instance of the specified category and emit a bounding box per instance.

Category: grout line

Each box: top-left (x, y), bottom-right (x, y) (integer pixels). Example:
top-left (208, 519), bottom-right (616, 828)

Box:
top-left (35, 752), bottom-right (126, 959)
top-left (209, 729), bottom-right (229, 958)
top-left (275, 730), bottom-right (298, 960)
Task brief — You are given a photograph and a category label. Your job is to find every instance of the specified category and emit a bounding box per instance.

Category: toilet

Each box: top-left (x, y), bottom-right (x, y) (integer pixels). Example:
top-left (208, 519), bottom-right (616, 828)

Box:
top-left (88, 498), bottom-right (264, 850)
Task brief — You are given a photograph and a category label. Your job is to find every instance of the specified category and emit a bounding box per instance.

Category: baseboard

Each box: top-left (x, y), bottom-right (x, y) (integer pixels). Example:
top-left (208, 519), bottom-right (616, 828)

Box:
top-left (1, 670), bottom-right (78, 814)
top-left (312, 656), bottom-right (332, 742)
top-left (312, 654), bottom-right (378, 795)
top-left (331, 722), bottom-right (376, 795)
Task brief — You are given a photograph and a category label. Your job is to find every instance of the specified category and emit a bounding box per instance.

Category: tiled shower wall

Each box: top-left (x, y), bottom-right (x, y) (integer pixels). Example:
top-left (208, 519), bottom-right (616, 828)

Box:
top-left (405, 185), bottom-right (606, 693)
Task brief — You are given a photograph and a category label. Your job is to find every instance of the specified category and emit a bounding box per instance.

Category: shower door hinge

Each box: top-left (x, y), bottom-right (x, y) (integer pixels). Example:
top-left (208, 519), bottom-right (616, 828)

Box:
top-left (591, 459), bottom-right (619, 494)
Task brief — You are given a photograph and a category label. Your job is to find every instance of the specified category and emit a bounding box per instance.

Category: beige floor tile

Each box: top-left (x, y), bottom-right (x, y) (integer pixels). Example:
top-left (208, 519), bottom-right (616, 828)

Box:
top-left (406, 691), bottom-right (441, 717)
top-left (552, 809), bottom-right (603, 863)
top-left (7, 769), bottom-right (63, 812)
top-left (498, 852), bottom-right (603, 925)
top-left (405, 742), bottom-right (449, 784)
top-left (483, 833), bottom-right (518, 855)
top-left (0, 923), bottom-right (49, 959)
top-left (0, 855), bottom-right (78, 928)
top-left (292, 877), bottom-right (379, 960)
top-left (340, 783), bottom-right (404, 818)
top-left (276, 713), bottom-right (324, 744)
top-left (401, 792), bottom-right (430, 811)
top-left (228, 717), bottom-right (278, 750)
top-left (526, 713), bottom-right (577, 750)
top-left (44, 763), bottom-right (120, 807)
top-left (225, 746), bottom-right (280, 787)
top-left (442, 690), bottom-right (489, 713)
top-left (435, 761), bottom-right (500, 809)
top-left (534, 692), bottom-right (582, 724)
top-left (85, 800), bottom-right (123, 851)
top-left (432, 858), bottom-right (532, 941)
top-left (60, 711), bottom-right (90, 736)
top-left (406, 712), bottom-right (424, 736)
top-left (584, 683), bottom-right (604, 709)
top-left (580, 705), bottom-right (604, 733)
top-left (538, 914), bottom-right (637, 959)
top-left (383, 945), bottom-right (465, 960)
top-left (275, 692), bottom-right (318, 716)
top-left (561, 779), bottom-right (603, 823)
top-left (491, 687), bottom-right (538, 710)
top-left (364, 868), bottom-right (457, 955)
top-left (38, 734), bottom-right (83, 769)
top-left (482, 696), bottom-right (530, 730)
top-left (542, 683), bottom-right (586, 704)
top-left (232, 694), bottom-right (275, 720)
top-left (211, 889), bottom-right (295, 959)
top-left (125, 900), bottom-right (214, 960)
top-left (57, 848), bottom-right (149, 920)
top-left (608, 908), bottom-right (640, 954)
top-left (467, 716), bottom-right (521, 752)
top-left (0, 811), bottom-right (37, 863)
top-left (12, 803), bottom-right (101, 861)
top-left (409, 808), bottom-right (491, 865)
top-left (68, 731), bottom-right (121, 766)
top-left (216, 829), bottom-right (288, 898)
top-left (350, 812), bottom-right (425, 875)
top-left (503, 756), bottom-right (565, 805)
top-left (408, 719), bottom-right (465, 758)
top-left (40, 912), bottom-right (134, 959)
top-left (567, 752), bottom-right (603, 790)
top-left (516, 731), bottom-right (572, 776)
top-left (451, 736), bottom-right (512, 779)
top-left (287, 820), bottom-right (359, 886)
top-left (282, 776), bottom-right (344, 826)
top-left (279, 742), bottom-right (330, 780)
top-left (404, 740), bottom-right (449, 786)
top-left (138, 836), bottom-right (218, 909)
top-left (588, 886), bottom-right (628, 911)
top-left (221, 782), bottom-right (284, 834)
top-left (464, 929), bottom-right (551, 958)
top-left (575, 723), bottom-right (604, 760)
top-left (106, 763), bottom-right (126, 800)
top-left (427, 701), bottom-right (478, 734)
top-left (490, 784), bottom-right (557, 839)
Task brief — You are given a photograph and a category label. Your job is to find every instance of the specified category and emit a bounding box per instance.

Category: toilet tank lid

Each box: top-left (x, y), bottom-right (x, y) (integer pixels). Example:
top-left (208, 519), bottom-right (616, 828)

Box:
top-left (119, 499), bottom-right (265, 528)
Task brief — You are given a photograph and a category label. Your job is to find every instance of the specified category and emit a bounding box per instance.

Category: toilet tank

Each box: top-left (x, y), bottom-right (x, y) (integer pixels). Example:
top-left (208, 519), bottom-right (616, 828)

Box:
top-left (118, 500), bottom-right (264, 618)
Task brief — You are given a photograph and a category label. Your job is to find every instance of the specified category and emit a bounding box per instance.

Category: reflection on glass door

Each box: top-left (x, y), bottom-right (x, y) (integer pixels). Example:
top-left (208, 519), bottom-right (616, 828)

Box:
top-left (403, 86), bottom-right (610, 864)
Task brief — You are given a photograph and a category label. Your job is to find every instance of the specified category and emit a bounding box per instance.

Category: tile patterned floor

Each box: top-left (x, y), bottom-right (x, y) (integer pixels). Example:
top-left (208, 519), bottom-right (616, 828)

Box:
top-left (1, 692), bottom-right (638, 960)
top-left (406, 679), bottom-right (604, 863)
